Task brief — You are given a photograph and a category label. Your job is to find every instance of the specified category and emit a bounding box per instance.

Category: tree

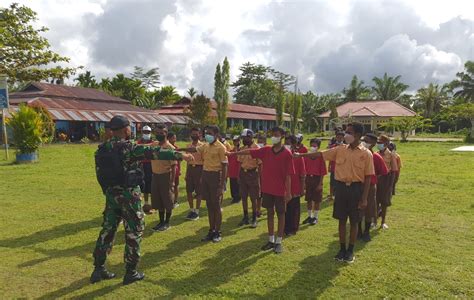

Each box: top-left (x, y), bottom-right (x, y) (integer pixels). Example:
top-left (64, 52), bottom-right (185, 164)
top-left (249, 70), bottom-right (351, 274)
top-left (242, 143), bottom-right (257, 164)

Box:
top-left (213, 58), bottom-right (231, 132)
top-left (273, 71), bottom-right (296, 126)
top-left (451, 61), bottom-right (474, 102)
top-left (187, 87), bottom-right (197, 99)
top-left (74, 71), bottom-right (99, 88)
top-left (372, 73), bottom-right (409, 100)
top-left (0, 3), bottom-right (76, 84)
top-left (342, 75), bottom-right (371, 102)
top-left (130, 66), bottom-right (160, 90)
top-left (445, 103), bottom-right (474, 142)
top-left (155, 85), bottom-right (180, 106)
top-left (382, 116), bottom-right (430, 142)
top-left (99, 74), bottom-right (145, 103)
top-left (415, 83), bottom-right (449, 118)
top-left (301, 91), bottom-right (336, 132)
top-left (287, 90), bottom-right (302, 134)
top-left (232, 62), bottom-right (277, 107)
top-left (185, 93), bottom-right (214, 127)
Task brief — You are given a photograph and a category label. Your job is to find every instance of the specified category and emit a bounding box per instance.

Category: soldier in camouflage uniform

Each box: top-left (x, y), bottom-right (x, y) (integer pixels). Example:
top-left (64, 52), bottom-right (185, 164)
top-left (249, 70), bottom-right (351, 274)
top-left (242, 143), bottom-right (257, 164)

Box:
top-left (91, 115), bottom-right (192, 285)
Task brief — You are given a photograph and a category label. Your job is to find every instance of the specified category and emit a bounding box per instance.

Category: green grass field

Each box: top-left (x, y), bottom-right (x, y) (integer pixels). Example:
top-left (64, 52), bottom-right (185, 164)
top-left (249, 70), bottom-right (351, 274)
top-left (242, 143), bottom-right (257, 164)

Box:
top-left (0, 141), bottom-right (473, 299)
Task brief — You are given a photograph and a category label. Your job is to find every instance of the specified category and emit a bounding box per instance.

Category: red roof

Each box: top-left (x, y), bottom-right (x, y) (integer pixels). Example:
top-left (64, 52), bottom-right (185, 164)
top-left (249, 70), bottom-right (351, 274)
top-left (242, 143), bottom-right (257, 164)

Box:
top-left (318, 101), bottom-right (416, 118)
top-left (157, 97), bottom-right (291, 121)
top-left (9, 82), bottom-right (188, 124)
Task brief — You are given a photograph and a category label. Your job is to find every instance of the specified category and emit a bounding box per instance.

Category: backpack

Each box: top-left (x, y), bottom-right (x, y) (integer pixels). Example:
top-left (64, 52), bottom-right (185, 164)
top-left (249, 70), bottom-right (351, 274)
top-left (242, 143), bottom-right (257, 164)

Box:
top-left (95, 143), bottom-right (125, 193)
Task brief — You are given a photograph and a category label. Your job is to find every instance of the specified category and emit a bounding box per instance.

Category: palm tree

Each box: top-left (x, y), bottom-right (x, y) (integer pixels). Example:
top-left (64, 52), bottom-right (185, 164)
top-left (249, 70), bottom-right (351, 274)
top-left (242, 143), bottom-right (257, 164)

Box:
top-left (155, 85), bottom-right (181, 106)
top-left (187, 87), bottom-right (197, 99)
top-left (451, 61), bottom-right (474, 102)
top-left (74, 71), bottom-right (99, 88)
top-left (416, 83), bottom-right (449, 118)
top-left (372, 73), bottom-right (409, 100)
top-left (342, 75), bottom-right (371, 102)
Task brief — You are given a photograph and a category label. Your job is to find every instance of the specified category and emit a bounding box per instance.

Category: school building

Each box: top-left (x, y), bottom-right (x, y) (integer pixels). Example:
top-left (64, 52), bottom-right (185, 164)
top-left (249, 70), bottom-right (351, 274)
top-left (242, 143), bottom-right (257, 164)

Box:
top-left (318, 101), bottom-right (417, 132)
top-left (156, 97), bottom-right (292, 131)
top-left (6, 82), bottom-right (187, 141)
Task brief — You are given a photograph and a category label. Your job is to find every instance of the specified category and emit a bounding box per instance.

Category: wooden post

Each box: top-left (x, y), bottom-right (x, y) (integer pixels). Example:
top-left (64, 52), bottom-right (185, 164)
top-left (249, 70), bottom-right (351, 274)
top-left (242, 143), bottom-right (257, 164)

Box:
top-left (2, 109), bottom-right (8, 160)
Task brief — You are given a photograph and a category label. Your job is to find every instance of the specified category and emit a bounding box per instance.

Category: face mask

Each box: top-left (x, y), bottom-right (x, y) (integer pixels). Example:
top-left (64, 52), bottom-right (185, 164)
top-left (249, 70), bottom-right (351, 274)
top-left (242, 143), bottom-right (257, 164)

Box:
top-left (142, 134), bottom-right (151, 140)
top-left (336, 140), bottom-right (343, 145)
top-left (309, 146), bottom-right (318, 153)
top-left (377, 143), bottom-right (386, 151)
top-left (271, 136), bottom-right (281, 145)
top-left (257, 143), bottom-right (264, 148)
top-left (344, 134), bottom-right (354, 144)
top-left (361, 142), bottom-right (371, 149)
top-left (191, 135), bottom-right (199, 141)
top-left (156, 134), bottom-right (165, 142)
top-left (284, 145), bottom-right (291, 150)
top-left (205, 134), bottom-right (215, 143)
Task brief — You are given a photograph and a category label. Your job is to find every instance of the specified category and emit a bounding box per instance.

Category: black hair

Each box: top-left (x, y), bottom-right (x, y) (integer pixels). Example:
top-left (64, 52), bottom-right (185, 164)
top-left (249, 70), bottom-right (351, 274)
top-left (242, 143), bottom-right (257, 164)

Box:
top-left (271, 126), bottom-right (285, 135)
top-left (167, 132), bottom-right (176, 139)
top-left (206, 125), bottom-right (220, 135)
top-left (156, 124), bottom-right (168, 132)
top-left (335, 131), bottom-right (345, 137)
top-left (365, 133), bottom-right (378, 142)
top-left (347, 122), bottom-right (364, 135)
top-left (310, 138), bottom-right (322, 147)
top-left (389, 142), bottom-right (397, 151)
top-left (286, 135), bottom-right (297, 144)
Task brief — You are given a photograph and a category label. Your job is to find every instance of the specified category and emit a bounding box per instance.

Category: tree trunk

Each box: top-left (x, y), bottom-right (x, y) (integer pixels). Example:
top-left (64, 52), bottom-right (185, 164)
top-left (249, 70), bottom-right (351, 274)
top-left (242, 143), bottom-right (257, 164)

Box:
top-left (470, 118), bottom-right (474, 136)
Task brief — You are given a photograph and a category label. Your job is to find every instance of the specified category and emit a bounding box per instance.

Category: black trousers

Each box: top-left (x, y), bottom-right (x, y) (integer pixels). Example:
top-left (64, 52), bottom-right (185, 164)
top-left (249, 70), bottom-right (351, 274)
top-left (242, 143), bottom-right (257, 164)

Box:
top-left (229, 178), bottom-right (240, 202)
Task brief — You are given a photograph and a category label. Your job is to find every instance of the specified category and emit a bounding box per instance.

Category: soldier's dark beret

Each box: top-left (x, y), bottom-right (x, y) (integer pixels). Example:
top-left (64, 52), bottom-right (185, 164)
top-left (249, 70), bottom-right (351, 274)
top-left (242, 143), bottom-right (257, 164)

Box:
top-left (110, 115), bottom-right (130, 130)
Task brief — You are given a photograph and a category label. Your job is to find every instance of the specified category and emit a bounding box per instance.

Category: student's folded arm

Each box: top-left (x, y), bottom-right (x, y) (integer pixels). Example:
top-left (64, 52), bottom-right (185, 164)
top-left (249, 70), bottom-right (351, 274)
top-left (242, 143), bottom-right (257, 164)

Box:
top-left (230, 149), bottom-right (253, 156)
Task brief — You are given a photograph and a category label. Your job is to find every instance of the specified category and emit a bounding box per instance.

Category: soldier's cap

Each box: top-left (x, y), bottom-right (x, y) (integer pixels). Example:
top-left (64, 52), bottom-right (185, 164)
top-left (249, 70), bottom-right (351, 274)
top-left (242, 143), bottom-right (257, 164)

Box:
top-left (241, 128), bottom-right (254, 137)
top-left (109, 115), bottom-right (130, 130)
top-left (142, 125), bottom-right (152, 132)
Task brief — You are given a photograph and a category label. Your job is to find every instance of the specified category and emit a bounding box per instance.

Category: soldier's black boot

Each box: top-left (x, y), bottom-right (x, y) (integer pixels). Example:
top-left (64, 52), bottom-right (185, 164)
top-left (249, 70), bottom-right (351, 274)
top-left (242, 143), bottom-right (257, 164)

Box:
top-left (123, 269), bottom-right (145, 285)
top-left (90, 266), bottom-right (116, 284)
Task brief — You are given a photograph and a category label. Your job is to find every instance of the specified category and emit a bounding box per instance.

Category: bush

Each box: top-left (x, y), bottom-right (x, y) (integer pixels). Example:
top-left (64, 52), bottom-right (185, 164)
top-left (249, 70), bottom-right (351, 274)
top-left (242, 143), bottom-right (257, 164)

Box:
top-left (31, 105), bottom-right (55, 143)
top-left (227, 123), bottom-right (244, 137)
top-left (464, 132), bottom-right (474, 144)
top-left (6, 104), bottom-right (44, 154)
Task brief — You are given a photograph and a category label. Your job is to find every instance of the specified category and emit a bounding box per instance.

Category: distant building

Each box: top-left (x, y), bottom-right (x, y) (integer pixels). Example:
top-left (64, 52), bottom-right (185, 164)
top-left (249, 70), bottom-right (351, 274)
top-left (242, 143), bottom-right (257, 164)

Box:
top-left (318, 100), bottom-right (416, 132)
top-left (157, 97), bottom-right (292, 131)
top-left (6, 82), bottom-right (186, 141)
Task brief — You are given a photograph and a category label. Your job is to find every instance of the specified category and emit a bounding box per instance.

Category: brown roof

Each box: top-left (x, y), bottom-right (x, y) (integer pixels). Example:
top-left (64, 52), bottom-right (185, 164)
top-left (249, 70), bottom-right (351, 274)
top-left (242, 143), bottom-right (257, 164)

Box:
top-left (157, 97), bottom-right (292, 121)
top-left (9, 82), bottom-right (188, 124)
top-left (318, 101), bottom-right (416, 118)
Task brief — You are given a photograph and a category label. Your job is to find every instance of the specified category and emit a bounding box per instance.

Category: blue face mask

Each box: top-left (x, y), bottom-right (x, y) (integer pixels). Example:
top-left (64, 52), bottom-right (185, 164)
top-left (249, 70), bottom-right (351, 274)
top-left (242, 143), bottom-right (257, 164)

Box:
top-left (377, 143), bottom-right (386, 151)
top-left (205, 134), bottom-right (215, 143)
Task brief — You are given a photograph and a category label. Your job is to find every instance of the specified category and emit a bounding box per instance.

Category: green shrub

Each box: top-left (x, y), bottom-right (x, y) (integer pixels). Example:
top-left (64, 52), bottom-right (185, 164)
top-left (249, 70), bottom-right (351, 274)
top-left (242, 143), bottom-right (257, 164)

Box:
top-left (6, 104), bottom-right (44, 154)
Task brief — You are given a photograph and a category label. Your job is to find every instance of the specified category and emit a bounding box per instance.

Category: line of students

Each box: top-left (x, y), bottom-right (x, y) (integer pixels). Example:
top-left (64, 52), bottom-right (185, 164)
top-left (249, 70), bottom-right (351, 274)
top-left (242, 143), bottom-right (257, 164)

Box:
top-left (140, 123), bottom-right (401, 261)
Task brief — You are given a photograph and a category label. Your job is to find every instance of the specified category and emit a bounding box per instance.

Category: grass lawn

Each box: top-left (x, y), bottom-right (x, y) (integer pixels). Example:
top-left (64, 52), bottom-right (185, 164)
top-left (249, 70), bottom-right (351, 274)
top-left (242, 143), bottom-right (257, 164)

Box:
top-left (0, 141), bottom-right (473, 299)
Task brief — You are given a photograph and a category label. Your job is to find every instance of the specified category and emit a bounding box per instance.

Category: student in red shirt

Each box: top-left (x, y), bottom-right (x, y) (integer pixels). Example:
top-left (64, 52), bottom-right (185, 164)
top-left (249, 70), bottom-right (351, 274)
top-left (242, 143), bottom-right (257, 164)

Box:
top-left (232, 127), bottom-right (294, 254)
top-left (295, 134), bottom-right (308, 154)
top-left (303, 138), bottom-right (327, 225)
top-left (228, 136), bottom-right (241, 204)
top-left (360, 133), bottom-right (388, 241)
top-left (284, 135), bottom-right (306, 236)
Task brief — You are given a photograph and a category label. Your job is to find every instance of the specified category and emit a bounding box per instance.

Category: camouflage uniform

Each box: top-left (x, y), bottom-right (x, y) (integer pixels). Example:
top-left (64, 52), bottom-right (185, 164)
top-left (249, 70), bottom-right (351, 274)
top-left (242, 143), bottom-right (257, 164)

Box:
top-left (93, 137), bottom-right (181, 270)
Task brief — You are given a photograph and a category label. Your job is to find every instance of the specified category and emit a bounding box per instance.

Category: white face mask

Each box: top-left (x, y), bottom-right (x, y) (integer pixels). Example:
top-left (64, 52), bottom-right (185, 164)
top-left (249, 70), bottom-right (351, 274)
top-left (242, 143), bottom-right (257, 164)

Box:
top-left (309, 146), bottom-right (318, 153)
top-left (257, 143), bottom-right (264, 148)
top-left (361, 142), bottom-right (371, 149)
top-left (142, 134), bottom-right (151, 140)
top-left (344, 133), bottom-right (355, 144)
top-left (271, 136), bottom-right (281, 145)
top-left (284, 145), bottom-right (291, 150)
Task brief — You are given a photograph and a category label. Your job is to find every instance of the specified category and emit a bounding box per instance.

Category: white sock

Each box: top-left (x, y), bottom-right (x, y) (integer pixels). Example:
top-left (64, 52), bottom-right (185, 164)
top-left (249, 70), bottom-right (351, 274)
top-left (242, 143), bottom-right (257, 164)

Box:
top-left (275, 236), bottom-right (283, 244)
top-left (308, 210), bottom-right (313, 218)
top-left (314, 210), bottom-right (319, 218)
top-left (269, 235), bottom-right (275, 243)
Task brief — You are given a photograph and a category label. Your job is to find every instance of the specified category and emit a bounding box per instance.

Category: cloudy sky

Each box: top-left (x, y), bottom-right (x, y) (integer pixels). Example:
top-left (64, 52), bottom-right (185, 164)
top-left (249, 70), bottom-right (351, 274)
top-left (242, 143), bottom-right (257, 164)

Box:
top-left (7, 0), bottom-right (474, 95)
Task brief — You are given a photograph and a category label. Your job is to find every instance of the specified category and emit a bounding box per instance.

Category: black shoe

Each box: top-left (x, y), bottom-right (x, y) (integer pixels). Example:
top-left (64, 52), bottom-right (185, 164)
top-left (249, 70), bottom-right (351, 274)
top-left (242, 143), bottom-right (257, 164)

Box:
top-left (231, 198), bottom-right (240, 204)
top-left (212, 231), bottom-right (222, 243)
top-left (238, 216), bottom-right (250, 227)
top-left (250, 217), bottom-right (258, 228)
top-left (90, 266), bottom-right (116, 284)
top-left (309, 217), bottom-right (318, 226)
top-left (361, 232), bottom-right (371, 242)
top-left (201, 230), bottom-right (214, 242)
top-left (274, 243), bottom-right (283, 254)
top-left (256, 211), bottom-right (262, 218)
top-left (152, 222), bottom-right (163, 232)
top-left (185, 211), bottom-right (194, 220)
top-left (261, 241), bottom-right (275, 251)
top-left (334, 249), bottom-right (346, 261)
top-left (302, 216), bottom-right (312, 224)
top-left (123, 270), bottom-right (145, 285)
top-left (344, 251), bottom-right (355, 263)
top-left (286, 231), bottom-right (296, 236)
top-left (158, 223), bottom-right (170, 231)
top-left (357, 230), bottom-right (363, 240)
top-left (189, 211), bottom-right (199, 221)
